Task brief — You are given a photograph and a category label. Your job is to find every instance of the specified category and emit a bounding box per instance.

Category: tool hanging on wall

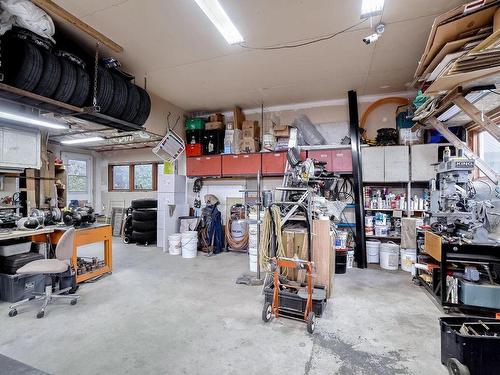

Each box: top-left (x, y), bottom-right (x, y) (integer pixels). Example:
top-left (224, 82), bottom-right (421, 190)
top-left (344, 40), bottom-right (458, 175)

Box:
top-left (193, 178), bottom-right (203, 217)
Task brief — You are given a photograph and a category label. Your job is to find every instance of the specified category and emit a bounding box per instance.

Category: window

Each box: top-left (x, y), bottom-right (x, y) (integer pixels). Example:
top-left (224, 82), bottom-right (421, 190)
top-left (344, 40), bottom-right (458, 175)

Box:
top-left (67, 159), bottom-right (88, 192)
top-left (112, 165), bottom-right (130, 190)
top-left (478, 131), bottom-right (500, 173)
top-left (108, 163), bottom-right (158, 192)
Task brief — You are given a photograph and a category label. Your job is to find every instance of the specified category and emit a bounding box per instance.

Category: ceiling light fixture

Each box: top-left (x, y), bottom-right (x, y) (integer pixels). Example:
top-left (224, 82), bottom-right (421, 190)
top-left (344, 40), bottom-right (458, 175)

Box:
top-left (0, 109), bottom-right (68, 130)
top-left (61, 136), bottom-right (104, 145)
top-left (361, 0), bottom-right (385, 19)
top-left (194, 0), bottom-right (244, 44)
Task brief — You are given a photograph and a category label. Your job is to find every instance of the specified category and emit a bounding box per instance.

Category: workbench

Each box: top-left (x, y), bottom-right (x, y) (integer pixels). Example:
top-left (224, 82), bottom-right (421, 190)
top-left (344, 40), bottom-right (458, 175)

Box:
top-left (0, 224), bottom-right (112, 284)
top-left (416, 231), bottom-right (500, 316)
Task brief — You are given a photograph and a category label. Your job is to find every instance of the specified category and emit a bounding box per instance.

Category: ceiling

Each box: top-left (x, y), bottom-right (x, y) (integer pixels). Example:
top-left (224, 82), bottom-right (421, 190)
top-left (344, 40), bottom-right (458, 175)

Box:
top-left (52, 0), bottom-right (468, 112)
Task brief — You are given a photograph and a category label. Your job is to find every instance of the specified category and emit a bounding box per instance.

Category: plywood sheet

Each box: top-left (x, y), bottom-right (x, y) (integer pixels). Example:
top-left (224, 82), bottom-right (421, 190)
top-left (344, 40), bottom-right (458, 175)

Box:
top-left (312, 220), bottom-right (333, 298)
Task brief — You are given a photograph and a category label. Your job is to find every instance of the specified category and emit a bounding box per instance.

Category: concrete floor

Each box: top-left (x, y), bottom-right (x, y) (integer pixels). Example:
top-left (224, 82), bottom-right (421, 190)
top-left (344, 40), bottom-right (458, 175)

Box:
top-left (0, 239), bottom-right (446, 375)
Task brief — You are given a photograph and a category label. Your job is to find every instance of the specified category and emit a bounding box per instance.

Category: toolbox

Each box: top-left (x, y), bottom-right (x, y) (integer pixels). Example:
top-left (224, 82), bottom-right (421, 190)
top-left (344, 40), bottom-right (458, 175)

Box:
top-left (0, 252), bottom-right (45, 274)
top-left (0, 273), bottom-right (45, 302)
top-left (264, 284), bottom-right (327, 317)
top-left (440, 316), bottom-right (500, 375)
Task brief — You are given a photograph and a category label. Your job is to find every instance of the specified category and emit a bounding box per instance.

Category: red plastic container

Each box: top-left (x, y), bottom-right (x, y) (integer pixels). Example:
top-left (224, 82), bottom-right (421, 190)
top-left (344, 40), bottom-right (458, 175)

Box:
top-left (186, 143), bottom-right (202, 157)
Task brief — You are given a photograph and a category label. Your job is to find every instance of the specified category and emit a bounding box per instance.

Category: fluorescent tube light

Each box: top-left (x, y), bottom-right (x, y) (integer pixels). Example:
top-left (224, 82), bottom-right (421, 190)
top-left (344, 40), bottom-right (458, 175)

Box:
top-left (0, 109), bottom-right (68, 130)
top-left (194, 0), bottom-right (244, 44)
top-left (437, 90), bottom-right (490, 122)
top-left (61, 137), bottom-right (104, 145)
top-left (361, 0), bottom-right (385, 18)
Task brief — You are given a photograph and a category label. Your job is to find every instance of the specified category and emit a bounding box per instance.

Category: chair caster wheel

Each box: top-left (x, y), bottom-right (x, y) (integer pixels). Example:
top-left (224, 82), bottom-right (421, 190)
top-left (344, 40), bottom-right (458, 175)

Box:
top-left (307, 312), bottom-right (316, 334)
top-left (123, 237), bottom-right (130, 244)
top-left (70, 299), bottom-right (77, 305)
top-left (8, 309), bottom-right (17, 317)
top-left (36, 311), bottom-right (45, 319)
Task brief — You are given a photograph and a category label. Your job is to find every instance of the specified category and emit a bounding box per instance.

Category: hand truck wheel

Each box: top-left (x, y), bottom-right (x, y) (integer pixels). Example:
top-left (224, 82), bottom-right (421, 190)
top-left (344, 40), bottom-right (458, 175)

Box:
top-left (262, 302), bottom-right (272, 323)
top-left (306, 312), bottom-right (316, 334)
top-left (446, 358), bottom-right (470, 375)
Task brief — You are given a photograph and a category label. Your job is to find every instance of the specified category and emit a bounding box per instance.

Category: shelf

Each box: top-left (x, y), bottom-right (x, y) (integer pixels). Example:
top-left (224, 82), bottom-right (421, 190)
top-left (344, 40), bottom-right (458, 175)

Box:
top-left (336, 223), bottom-right (356, 228)
top-left (0, 205), bottom-right (20, 210)
top-left (366, 235), bottom-right (401, 240)
top-left (364, 208), bottom-right (426, 212)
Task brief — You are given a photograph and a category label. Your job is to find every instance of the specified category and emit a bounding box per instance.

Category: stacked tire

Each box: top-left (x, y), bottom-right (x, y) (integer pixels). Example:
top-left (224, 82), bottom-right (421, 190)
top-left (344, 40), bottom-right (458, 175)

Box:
top-left (130, 199), bottom-right (157, 245)
top-left (1, 27), bottom-right (151, 127)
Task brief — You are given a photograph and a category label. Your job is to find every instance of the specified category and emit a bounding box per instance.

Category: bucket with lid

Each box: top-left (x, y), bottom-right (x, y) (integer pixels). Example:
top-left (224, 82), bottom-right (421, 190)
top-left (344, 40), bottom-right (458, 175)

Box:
top-left (380, 242), bottom-right (399, 270)
top-left (168, 234), bottom-right (182, 255)
top-left (181, 231), bottom-right (198, 258)
top-left (400, 248), bottom-right (416, 272)
top-left (366, 239), bottom-right (381, 263)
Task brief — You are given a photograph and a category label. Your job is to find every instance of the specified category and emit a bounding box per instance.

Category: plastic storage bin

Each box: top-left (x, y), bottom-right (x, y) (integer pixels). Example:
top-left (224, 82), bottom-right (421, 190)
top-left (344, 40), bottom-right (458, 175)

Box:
top-left (185, 118), bottom-right (205, 130)
top-left (0, 240), bottom-right (31, 257)
top-left (440, 316), bottom-right (500, 375)
top-left (0, 273), bottom-right (45, 302)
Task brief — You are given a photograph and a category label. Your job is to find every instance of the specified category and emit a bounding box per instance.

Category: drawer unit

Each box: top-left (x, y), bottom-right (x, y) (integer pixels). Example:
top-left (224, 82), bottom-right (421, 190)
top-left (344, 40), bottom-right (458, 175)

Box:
top-left (262, 152), bottom-right (286, 176)
top-left (307, 150), bottom-right (332, 170)
top-left (222, 154), bottom-right (262, 176)
top-left (186, 156), bottom-right (221, 177)
top-left (331, 149), bottom-right (352, 172)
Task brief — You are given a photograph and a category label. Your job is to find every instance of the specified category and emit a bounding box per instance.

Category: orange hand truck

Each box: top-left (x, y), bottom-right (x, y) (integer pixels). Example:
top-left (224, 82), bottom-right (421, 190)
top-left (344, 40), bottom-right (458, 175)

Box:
top-left (262, 256), bottom-right (316, 334)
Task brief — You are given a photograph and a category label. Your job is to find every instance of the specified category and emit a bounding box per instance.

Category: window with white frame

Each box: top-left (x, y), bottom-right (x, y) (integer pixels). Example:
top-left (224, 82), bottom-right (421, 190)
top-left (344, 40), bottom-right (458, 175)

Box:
top-left (478, 131), bottom-right (500, 173)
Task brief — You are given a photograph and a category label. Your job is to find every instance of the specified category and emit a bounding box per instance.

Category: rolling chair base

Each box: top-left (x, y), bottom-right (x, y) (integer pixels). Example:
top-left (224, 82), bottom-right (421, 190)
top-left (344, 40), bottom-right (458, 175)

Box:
top-left (8, 285), bottom-right (80, 319)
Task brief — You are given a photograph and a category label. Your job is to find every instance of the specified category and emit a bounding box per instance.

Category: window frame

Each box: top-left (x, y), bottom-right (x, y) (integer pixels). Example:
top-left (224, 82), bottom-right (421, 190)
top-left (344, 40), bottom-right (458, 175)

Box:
top-left (67, 158), bottom-right (89, 193)
top-left (108, 163), bottom-right (158, 192)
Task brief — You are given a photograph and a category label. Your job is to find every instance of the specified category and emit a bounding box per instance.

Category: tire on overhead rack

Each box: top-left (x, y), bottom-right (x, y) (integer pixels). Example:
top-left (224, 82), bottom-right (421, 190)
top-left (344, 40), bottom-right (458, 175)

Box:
top-left (94, 66), bottom-right (114, 113)
top-left (32, 48), bottom-right (61, 99)
top-left (51, 56), bottom-right (77, 103)
top-left (105, 74), bottom-right (128, 118)
top-left (120, 82), bottom-right (141, 123)
top-left (1, 37), bottom-right (44, 98)
top-left (132, 86), bottom-right (151, 125)
top-left (57, 52), bottom-right (91, 108)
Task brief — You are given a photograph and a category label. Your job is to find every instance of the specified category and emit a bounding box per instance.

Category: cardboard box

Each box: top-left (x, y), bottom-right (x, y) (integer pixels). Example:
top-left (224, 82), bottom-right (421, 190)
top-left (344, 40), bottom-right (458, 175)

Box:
top-left (224, 129), bottom-right (241, 154)
top-left (205, 121), bottom-right (224, 130)
top-left (240, 139), bottom-right (259, 153)
top-left (242, 127), bottom-right (259, 139)
top-left (242, 120), bottom-right (258, 129)
top-left (209, 113), bottom-right (224, 122)
top-left (233, 106), bottom-right (245, 129)
top-left (273, 124), bottom-right (289, 137)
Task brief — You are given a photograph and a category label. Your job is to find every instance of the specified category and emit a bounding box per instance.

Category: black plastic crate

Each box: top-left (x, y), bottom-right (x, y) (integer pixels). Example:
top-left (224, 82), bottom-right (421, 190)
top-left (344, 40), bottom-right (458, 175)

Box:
top-left (186, 129), bottom-right (204, 144)
top-left (0, 273), bottom-right (45, 303)
top-left (202, 129), bottom-right (224, 155)
top-left (264, 284), bottom-right (327, 317)
top-left (440, 316), bottom-right (500, 375)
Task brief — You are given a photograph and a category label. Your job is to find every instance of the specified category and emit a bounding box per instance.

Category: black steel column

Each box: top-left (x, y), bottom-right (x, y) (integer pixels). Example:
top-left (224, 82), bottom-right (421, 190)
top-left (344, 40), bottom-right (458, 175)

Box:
top-left (348, 90), bottom-right (367, 269)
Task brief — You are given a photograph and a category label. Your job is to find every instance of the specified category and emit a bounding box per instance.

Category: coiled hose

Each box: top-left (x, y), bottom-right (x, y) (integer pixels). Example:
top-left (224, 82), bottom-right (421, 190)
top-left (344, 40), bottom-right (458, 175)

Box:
top-left (225, 217), bottom-right (249, 251)
top-left (259, 205), bottom-right (287, 274)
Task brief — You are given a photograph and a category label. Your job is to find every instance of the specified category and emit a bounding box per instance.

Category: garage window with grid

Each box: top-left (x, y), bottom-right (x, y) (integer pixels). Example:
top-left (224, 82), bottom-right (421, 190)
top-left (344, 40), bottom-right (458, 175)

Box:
top-left (108, 163), bottom-right (158, 192)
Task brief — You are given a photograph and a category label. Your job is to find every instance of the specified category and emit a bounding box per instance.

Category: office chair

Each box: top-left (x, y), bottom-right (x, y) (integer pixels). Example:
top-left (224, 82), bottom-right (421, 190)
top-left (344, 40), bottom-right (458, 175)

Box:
top-left (9, 227), bottom-right (80, 318)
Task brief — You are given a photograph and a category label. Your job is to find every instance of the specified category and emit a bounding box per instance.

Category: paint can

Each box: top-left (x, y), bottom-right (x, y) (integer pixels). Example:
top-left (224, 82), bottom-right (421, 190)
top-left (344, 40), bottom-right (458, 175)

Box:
top-left (380, 242), bottom-right (399, 271)
top-left (400, 248), bottom-right (417, 272)
top-left (366, 239), bottom-right (381, 263)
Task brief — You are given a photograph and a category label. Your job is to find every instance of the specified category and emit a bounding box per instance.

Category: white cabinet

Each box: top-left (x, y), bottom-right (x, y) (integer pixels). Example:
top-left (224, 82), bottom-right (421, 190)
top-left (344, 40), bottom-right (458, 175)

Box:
top-left (362, 147), bottom-right (384, 182)
top-left (157, 173), bottom-right (188, 247)
top-left (362, 146), bottom-right (409, 182)
top-left (411, 144), bottom-right (439, 181)
top-left (0, 127), bottom-right (41, 169)
top-left (384, 146), bottom-right (409, 182)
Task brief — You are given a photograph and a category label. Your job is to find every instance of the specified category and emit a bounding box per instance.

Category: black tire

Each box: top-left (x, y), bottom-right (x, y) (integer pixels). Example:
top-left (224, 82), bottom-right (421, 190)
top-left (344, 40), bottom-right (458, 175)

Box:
top-left (447, 358), bottom-right (470, 375)
top-left (306, 312), bottom-right (316, 334)
top-left (132, 220), bottom-right (157, 232)
top-left (94, 66), bottom-right (114, 113)
top-left (70, 299), bottom-right (78, 305)
top-left (132, 86), bottom-right (151, 125)
top-left (33, 49), bottom-right (61, 98)
top-left (52, 57), bottom-right (77, 103)
top-left (120, 82), bottom-right (141, 122)
top-left (3, 38), bottom-right (43, 93)
top-left (105, 74), bottom-right (128, 118)
top-left (123, 236), bottom-right (131, 244)
top-left (8, 309), bottom-right (17, 317)
top-left (262, 302), bottom-right (272, 323)
top-left (132, 230), bottom-right (156, 242)
top-left (132, 210), bottom-right (157, 221)
top-left (131, 199), bottom-right (158, 209)
top-left (68, 65), bottom-right (90, 107)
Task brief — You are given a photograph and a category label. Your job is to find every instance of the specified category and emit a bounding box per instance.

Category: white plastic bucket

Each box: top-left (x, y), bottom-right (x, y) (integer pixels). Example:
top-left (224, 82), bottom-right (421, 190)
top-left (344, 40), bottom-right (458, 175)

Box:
top-left (380, 242), bottom-right (399, 271)
top-left (366, 239), bottom-right (380, 264)
top-left (374, 225), bottom-right (390, 236)
top-left (400, 248), bottom-right (417, 272)
top-left (249, 254), bottom-right (257, 272)
top-left (181, 231), bottom-right (198, 258)
top-left (168, 234), bottom-right (182, 255)
top-left (347, 250), bottom-right (355, 269)
top-left (335, 231), bottom-right (348, 250)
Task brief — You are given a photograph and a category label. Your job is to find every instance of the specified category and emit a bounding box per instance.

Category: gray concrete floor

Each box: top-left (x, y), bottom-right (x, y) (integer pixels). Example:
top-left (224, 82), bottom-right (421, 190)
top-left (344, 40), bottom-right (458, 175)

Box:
top-left (0, 239), bottom-right (446, 375)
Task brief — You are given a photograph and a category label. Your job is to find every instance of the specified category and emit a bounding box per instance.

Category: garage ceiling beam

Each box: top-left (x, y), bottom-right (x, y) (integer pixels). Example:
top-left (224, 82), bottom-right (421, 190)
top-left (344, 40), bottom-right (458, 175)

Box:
top-left (32, 0), bottom-right (124, 53)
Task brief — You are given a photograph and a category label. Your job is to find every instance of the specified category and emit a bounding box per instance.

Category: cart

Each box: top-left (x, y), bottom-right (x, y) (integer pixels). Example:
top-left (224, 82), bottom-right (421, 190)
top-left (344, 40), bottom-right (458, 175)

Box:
top-left (262, 257), bottom-right (317, 334)
top-left (440, 316), bottom-right (500, 375)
